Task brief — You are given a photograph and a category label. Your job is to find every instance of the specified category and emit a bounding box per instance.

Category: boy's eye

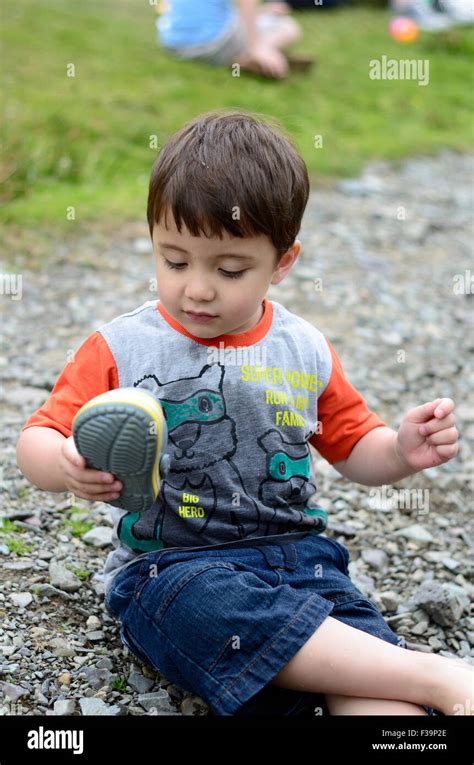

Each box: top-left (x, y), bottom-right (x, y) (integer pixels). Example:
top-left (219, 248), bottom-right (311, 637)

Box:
top-left (220, 269), bottom-right (246, 279)
top-left (164, 260), bottom-right (185, 270)
top-left (164, 260), bottom-right (246, 279)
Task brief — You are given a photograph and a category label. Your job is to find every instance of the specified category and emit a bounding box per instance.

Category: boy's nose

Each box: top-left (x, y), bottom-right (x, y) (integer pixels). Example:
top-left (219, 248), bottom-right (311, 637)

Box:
top-left (184, 278), bottom-right (215, 302)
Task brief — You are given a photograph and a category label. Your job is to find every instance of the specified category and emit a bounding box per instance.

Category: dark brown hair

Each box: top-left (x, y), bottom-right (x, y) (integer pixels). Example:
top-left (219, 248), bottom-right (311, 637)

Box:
top-left (147, 108), bottom-right (310, 262)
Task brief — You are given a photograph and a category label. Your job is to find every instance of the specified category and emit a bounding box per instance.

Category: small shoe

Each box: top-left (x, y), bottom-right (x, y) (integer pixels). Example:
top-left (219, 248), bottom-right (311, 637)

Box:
top-left (286, 54), bottom-right (315, 72)
top-left (72, 387), bottom-right (170, 514)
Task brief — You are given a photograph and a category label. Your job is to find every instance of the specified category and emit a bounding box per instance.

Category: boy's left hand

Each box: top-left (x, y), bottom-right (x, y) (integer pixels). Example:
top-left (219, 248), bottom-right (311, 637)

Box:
top-left (395, 397), bottom-right (458, 471)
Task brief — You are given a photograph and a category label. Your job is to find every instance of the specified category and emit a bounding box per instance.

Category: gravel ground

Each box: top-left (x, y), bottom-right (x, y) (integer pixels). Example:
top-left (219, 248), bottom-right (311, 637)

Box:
top-left (0, 151), bottom-right (473, 717)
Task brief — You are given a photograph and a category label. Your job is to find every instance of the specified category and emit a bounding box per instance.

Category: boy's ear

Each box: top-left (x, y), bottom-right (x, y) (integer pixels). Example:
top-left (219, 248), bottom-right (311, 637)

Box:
top-left (271, 240), bottom-right (301, 284)
top-left (276, 239), bottom-right (301, 264)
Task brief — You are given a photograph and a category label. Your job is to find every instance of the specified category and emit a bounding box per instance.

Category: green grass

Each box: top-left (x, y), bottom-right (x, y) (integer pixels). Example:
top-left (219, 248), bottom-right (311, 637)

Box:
top-left (67, 566), bottom-right (92, 580)
top-left (60, 505), bottom-right (94, 538)
top-left (62, 507), bottom-right (94, 537)
top-left (62, 519), bottom-right (94, 538)
top-left (0, 520), bottom-right (34, 555)
top-left (111, 677), bottom-right (128, 692)
top-left (2, 0), bottom-right (473, 233)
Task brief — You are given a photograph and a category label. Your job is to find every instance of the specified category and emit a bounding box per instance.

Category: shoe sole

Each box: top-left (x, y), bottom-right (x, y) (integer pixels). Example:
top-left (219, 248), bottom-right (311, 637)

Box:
top-left (72, 387), bottom-right (169, 514)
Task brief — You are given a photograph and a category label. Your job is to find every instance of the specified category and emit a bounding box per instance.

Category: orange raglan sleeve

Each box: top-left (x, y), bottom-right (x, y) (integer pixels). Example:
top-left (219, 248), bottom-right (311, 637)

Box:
top-left (309, 336), bottom-right (388, 464)
top-left (20, 331), bottom-right (119, 438)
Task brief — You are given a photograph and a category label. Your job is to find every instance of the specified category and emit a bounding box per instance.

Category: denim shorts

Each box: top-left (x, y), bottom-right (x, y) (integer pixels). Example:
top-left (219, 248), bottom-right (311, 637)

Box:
top-left (105, 532), bottom-right (439, 716)
top-left (161, 11), bottom-right (288, 67)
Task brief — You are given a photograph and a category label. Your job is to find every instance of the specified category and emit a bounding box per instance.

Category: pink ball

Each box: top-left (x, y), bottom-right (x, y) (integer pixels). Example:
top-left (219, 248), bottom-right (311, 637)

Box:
top-left (389, 17), bottom-right (419, 43)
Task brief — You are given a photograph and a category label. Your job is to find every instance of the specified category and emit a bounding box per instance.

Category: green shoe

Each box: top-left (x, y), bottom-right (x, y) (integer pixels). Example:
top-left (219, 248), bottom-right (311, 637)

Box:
top-left (72, 387), bottom-right (170, 514)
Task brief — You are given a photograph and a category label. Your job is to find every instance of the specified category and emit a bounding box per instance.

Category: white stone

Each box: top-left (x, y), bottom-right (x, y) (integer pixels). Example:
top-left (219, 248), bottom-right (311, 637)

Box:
top-left (49, 560), bottom-right (82, 592)
top-left (393, 525), bottom-right (434, 544)
top-left (53, 699), bottom-right (76, 715)
top-left (9, 592), bottom-right (33, 608)
top-left (82, 527), bottom-right (113, 547)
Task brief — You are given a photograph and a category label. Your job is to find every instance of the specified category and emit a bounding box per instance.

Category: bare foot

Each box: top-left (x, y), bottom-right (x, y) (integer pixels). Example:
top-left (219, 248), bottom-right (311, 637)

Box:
top-left (433, 655), bottom-right (474, 715)
top-left (233, 48), bottom-right (289, 80)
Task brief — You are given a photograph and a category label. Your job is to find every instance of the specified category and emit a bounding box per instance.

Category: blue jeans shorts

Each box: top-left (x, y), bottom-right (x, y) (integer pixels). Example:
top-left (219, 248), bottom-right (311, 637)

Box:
top-left (105, 532), bottom-right (439, 716)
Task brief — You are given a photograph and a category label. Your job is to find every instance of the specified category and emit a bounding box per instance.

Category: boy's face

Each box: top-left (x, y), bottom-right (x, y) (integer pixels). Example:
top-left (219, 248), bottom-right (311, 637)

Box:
top-left (152, 212), bottom-right (300, 339)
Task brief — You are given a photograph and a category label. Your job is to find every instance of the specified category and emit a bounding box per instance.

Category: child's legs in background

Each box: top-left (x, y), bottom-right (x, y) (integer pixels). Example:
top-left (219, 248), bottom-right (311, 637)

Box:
top-left (234, 12), bottom-right (302, 71)
top-left (163, 12), bottom-right (301, 71)
top-left (255, 10), bottom-right (302, 49)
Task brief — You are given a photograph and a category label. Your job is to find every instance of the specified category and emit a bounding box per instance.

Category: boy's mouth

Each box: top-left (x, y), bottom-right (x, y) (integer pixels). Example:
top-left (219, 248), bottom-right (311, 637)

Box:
top-left (185, 310), bottom-right (217, 322)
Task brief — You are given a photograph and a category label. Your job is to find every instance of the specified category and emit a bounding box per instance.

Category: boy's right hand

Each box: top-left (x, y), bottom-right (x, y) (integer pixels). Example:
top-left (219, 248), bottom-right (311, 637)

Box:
top-left (248, 43), bottom-right (289, 79)
top-left (60, 435), bottom-right (123, 502)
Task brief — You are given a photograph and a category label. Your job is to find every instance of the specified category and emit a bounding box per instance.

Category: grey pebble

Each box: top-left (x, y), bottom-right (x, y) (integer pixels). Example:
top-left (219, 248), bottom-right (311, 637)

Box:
top-left (361, 549), bottom-right (389, 571)
top-left (82, 527), bottom-right (113, 548)
top-left (137, 690), bottom-right (179, 714)
top-left (79, 697), bottom-right (122, 716)
top-left (411, 582), bottom-right (464, 627)
top-left (53, 699), bottom-right (76, 715)
top-left (49, 561), bottom-right (82, 593)
top-left (0, 682), bottom-right (29, 701)
top-left (9, 592), bottom-right (33, 608)
top-left (127, 668), bottom-right (155, 694)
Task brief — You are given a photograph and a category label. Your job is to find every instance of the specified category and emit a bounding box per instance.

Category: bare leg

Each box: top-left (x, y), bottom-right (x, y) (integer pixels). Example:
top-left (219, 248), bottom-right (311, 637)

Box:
top-left (269, 615), bottom-right (474, 715)
top-left (326, 695), bottom-right (428, 716)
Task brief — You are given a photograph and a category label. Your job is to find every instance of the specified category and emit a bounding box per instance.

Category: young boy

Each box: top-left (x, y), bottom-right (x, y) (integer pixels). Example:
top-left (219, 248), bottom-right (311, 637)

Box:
top-left (17, 109), bottom-right (471, 717)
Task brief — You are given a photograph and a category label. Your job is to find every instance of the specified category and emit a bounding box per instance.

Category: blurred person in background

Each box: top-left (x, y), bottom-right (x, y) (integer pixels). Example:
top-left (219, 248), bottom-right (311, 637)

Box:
top-left (284, 0), bottom-right (473, 30)
top-left (388, 0), bottom-right (473, 30)
top-left (155, 0), bottom-right (315, 80)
